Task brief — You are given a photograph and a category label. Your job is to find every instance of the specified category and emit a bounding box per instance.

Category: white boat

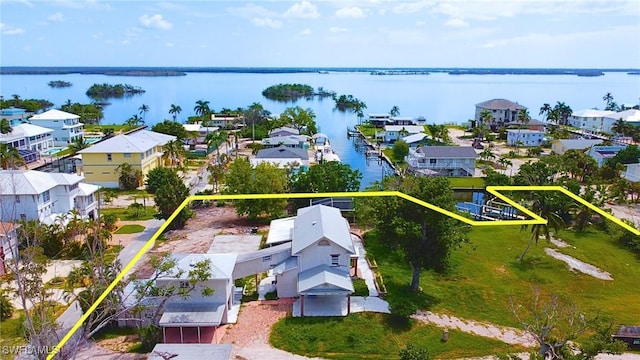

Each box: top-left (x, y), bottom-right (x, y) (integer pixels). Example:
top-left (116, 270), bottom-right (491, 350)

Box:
top-left (316, 146), bottom-right (341, 163)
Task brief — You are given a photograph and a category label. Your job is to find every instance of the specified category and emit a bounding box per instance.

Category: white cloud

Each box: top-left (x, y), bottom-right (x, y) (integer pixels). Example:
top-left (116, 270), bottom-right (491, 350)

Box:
top-left (444, 18), bottom-right (468, 27)
top-left (139, 14), bottom-right (173, 30)
top-left (283, 1), bottom-right (319, 19)
top-left (47, 12), bottom-right (65, 22)
top-left (329, 26), bottom-right (348, 33)
top-left (251, 17), bottom-right (282, 29)
top-left (228, 3), bottom-right (278, 19)
top-left (392, 1), bottom-right (431, 14)
top-left (300, 28), bottom-right (312, 35)
top-left (336, 6), bottom-right (365, 19)
top-left (0, 23), bottom-right (25, 35)
top-left (53, 0), bottom-right (111, 10)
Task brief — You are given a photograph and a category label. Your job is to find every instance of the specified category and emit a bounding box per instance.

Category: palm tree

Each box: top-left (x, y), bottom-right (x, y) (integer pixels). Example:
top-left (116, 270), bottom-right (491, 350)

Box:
top-left (206, 131), bottom-right (227, 160)
top-left (194, 99), bottom-right (211, 124)
top-left (539, 103), bottom-right (552, 121)
top-left (519, 192), bottom-right (566, 261)
top-left (0, 118), bottom-right (12, 134)
top-left (0, 144), bottom-right (26, 170)
top-left (603, 92), bottom-right (614, 107)
top-left (169, 104), bottom-right (182, 123)
top-left (611, 118), bottom-right (631, 136)
top-left (497, 157), bottom-right (512, 174)
top-left (479, 147), bottom-right (496, 162)
top-left (553, 101), bottom-right (572, 126)
top-left (477, 109), bottom-right (493, 141)
top-left (390, 105), bottom-right (400, 117)
top-left (125, 114), bottom-right (143, 127)
top-left (69, 137), bottom-right (90, 156)
top-left (162, 140), bottom-right (186, 168)
top-left (138, 104), bottom-right (150, 124)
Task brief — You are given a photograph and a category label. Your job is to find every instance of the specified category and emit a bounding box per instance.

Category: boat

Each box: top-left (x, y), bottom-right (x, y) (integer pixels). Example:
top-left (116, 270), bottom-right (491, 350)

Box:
top-left (316, 146), bottom-right (341, 163)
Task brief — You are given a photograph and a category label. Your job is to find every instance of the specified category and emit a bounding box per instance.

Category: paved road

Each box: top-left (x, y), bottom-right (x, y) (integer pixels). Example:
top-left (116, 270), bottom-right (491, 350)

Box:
top-left (117, 219), bottom-right (165, 275)
top-left (188, 142), bottom-right (231, 195)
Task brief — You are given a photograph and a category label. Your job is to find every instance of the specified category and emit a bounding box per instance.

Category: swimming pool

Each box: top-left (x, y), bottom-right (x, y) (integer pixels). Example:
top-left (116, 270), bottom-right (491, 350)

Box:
top-left (41, 147), bottom-right (64, 155)
top-left (85, 136), bottom-right (103, 144)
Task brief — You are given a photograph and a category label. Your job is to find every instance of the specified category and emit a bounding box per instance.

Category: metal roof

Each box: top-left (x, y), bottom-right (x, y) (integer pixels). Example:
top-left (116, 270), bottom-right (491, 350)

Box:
top-left (265, 216), bottom-right (296, 245)
top-left (384, 125), bottom-right (425, 133)
top-left (292, 205), bottom-right (355, 255)
top-left (475, 98), bottom-right (527, 110)
top-left (269, 126), bottom-right (300, 135)
top-left (298, 264), bottom-right (353, 294)
top-left (29, 109), bottom-right (80, 120)
top-left (415, 146), bottom-right (478, 158)
top-left (169, 253), bottom-right (237, 280)
top-left (159, 302), bottom-right (225, 327)
top-left (149, 344), bottom-right (232, 360)
top-left (78, 130), bottom-right (175, 154)
top-left (255, 146), bottom-right (309, 160)
top-left (273, 256), bottom-right (298, 275)
top-left (0, 170), bottom-right (84, 195)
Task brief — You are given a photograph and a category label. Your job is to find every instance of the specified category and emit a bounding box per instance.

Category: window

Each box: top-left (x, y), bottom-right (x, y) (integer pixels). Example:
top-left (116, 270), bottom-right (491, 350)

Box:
top-left (318, 239), bottom-right (330, 246)
top-left (179, 281), bottom-right (189, 288)
top-left (429, 159), bottom-right (437, 164)
top-left (42, 190), bottom-right (50, 203)
top-left (331, 254), bottom-right (339, 266)
top-left (15, 196), bottom-right (20, 203)
top-left (262, 255), bottom-right (272, 262)
top-left (124, 153), bottom-right (131, 158)
top-left (106, 153), bottom-right (112, 161)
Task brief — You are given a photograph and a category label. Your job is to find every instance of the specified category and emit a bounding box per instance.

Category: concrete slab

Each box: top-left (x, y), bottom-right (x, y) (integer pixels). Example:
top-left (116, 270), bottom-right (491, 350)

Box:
top-left (350, 296), bottom-right (390, 314)
top-left (208, 235), bottom-right (262, 254)
top-left (292, 296), bottom-right (349, 317)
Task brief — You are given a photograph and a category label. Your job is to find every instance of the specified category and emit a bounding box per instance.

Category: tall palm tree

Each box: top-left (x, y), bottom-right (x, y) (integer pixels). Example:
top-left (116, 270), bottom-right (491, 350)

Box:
top-left (194, 99), bottom-right (211, 135)
top-left (553, 102), bottom-right (572, 126)
top-left (138, 104), bottom-right (150, 124)
top-left (126, 114), bottom-right (143, 127)
top-left (519, 192), bottom-right (566, 261)
top-left (168, 104), bottom-right (182, 123)
top-left (611, 118), bottom-right (631, 136)
top-left (390, 105), bottom-right (400, 117)
top-left (539, 103), bottom-right (552, 121)
top-left (603, 92), bottom-right (614, 107)
top-left (497, 157), bottom-right (513, 175)
top-left (0, 118), bottom-right (12, 134)
top-left (162, 140), bottom-right (186, 168)
top-left (206, 131), bottom-right (227, 160)
top-left (0, 144), bottom-right (26, 170)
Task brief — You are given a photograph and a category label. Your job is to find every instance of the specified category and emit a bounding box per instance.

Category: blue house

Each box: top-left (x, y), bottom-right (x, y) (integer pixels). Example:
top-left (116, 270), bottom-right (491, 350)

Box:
top-left (588, 145), bottom-right (627, 167)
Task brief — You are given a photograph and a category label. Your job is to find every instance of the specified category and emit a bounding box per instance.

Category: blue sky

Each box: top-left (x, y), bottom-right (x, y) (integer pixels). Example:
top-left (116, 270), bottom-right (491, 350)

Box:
top-left (1, 0), bottom-right (639, 68)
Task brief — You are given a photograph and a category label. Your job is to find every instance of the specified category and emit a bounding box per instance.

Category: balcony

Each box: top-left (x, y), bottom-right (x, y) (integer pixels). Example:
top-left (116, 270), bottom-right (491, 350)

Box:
top-left (407, 158), bottom-right (475, 177)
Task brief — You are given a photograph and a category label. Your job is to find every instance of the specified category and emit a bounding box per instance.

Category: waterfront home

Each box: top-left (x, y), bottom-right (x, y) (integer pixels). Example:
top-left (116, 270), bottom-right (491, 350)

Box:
top-left (261, 134), bottom-right (310, 149)
top-left (587, 145), bottom-right (628, 167)
top-left (624, 163), bottom-right (640, 182)
top-left (0, 107), bottom-right (32, 126)
top-left (0, 169), bottom-right (99, 223)
top-left (567, 109), bottom-right (619, 133)
top-left (251, 145), bottom-right (310, 170)
top-left (78, 129), bottom-right (175, 188)
top-left (367, 113), bottom-right (393, 127)
top-left (210, 114), bottom-right (244, 129)
top-left (551, 139), bottom-right (603, 155)
top-left (391, 116), bottom-right (418, 126)
top-left (269, 126), bottom-right (300, 137)
top-left (28, 109), bottom-right (84, 147)
top-left (475, 99), bottom-right (527, 125)
top-left (407, 146), bottom-right (477, 177)
top-left (0, 123), bottom-right (55, 153)
top-left (506, 129), bottom-right (546, 146)
top-left (402, 132), bottom-right (430, 147)
top-left (378, 125), bottom-right (425, 143)
top-left (0, 222), bottom-right (20, 276)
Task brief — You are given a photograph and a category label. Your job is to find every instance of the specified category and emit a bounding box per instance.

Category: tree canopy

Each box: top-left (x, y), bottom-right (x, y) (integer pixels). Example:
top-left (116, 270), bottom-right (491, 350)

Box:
top-left (153, 168), bottom-right (192, 229)
top-left (151, 120), bottom-right (188, 141)
top-left (262, 83), bottom-right (314, 101)
top-left (291, 161), bottom-right (362, 193)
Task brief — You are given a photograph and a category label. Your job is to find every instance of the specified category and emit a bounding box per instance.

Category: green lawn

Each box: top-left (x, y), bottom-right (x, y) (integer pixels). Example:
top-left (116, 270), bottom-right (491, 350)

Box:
top-left (84, 124), bottom-right (138, 133)
top-left (365, 225), bottom-right (640, 328)
top-left (448, 177), bottom-right (485, 188)
top-left (356, 124), bottom-right (378, 138)
top-left (0, 310), bottom-right (26, 360)
top-left (352, 278), bottom-right (370, 297)
top-left (270, 313), bottom-right (525, 359)
top-left (114, 224), bottom-right (146, 234)
top-left (101, 206), bottom-right (157, 221)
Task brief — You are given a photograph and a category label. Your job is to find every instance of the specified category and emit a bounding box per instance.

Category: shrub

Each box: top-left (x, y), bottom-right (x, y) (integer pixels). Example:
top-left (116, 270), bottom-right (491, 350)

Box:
top-left (0, 288), bottom-right (14, 321)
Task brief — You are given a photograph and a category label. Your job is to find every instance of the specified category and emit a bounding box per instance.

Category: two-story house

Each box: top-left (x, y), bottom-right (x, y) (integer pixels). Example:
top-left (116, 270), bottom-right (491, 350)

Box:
top-left (377, 125), bottom-right (425, 143)
top-left (506, 129), bottom-right (546, 146)
top-left (0, 170), bottom-right (99, 223)
top-left (406, 146), bottom-right (477, 177)
top-left (588, 145), bottom-right (628, 167)
top-left (261, 135), bottom-right (310, 149)
top-left (269, 126), bottom-right (300, 137)
top-left (29, 109), bottom-right (84, 147)
top-left (0, 123), bottom-right (55, 154)
top-left (210, 114), bottom-right (244, 129)
top-left (475, 99), bottom-right (527, 126)
top-left (78, 130), bottom-right (175, 187)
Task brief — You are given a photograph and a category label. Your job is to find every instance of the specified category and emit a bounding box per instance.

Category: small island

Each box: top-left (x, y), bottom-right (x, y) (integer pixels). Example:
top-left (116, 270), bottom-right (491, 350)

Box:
top-left (333, 94), bottom-right (366, 112)
top-left (48, 80), bottom-right (72, 88)
top-left (262, 83), bottom-right (335, 101)
top-left (86, 83), bottom-right (145, 99)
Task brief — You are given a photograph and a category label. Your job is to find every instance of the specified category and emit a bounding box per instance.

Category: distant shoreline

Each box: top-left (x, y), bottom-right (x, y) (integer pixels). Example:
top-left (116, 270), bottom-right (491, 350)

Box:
top-left (0, 66), bottom-right (638, 77)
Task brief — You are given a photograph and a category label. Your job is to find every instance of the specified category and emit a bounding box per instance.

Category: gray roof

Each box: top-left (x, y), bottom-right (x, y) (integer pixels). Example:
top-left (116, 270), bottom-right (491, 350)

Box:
top-left (273, 256), bottom-right (298, 275)
top-left (235, 242), bottom-right (292, 262)
top-left (476, 98), bottom-right (527, 110)
top-left (0, 170), bottom-right (83, 195)
top-left (170, 253), bottom-right (237, 280)
top-left (149, 344), bottom-right (232, 360)
top-left (266, 216), bottom-right (296, 245)
top-left (416, 146), bottom-right (478, 158)
top-left (298, 264), bottom-right (353, 294)
top-left (159, 302), bottom-right (225, 326)
top-left (269, 126), bottom-right (299, 135)
top-left (256, 146), bottom-right (309, 160)
top-left (262, 135), bottom-right (308, 146)
top-left (292, 205), bottom-right (355, 255)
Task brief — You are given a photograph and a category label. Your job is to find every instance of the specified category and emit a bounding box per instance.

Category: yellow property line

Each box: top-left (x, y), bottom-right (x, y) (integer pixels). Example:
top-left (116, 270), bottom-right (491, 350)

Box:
top-left (48, 187), bottom-right (638, 358)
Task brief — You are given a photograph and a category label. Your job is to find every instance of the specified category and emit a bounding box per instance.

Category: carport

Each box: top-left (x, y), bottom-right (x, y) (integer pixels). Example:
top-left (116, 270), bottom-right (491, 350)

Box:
top-left (160, 302), bottom-right (225, 344)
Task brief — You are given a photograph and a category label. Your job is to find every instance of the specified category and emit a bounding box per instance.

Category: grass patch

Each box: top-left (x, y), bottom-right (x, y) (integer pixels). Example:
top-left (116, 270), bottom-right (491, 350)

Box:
top-left (0, 310), bottom-right (26, 357)
top-left (365, 225), bottom-right (640, 329)
top-left (265, 290), bottom-right (279, 300)
top-left (270, 313), bottom-right (525, 359)
top-left (101, 206), bottom-right (157, 221)
top-left (356, 124), bottom-right (378, 138)
top-left (84, 124), bottom-right (138, 133)
top-left (114, 224), bottom-right (146, 234)
top-left (448, 177), bottom-right (485, 188)
top-left (103, 245), bottom-right (123, 264)
top-left (352, 278), bottom-right (370, 297)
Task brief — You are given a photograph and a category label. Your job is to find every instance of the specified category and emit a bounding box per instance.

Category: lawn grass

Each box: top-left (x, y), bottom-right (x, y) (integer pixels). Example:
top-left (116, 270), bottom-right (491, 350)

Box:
top-left (352, 278), bottom-right (370, 297)
top-left (447, 177), bottom-right (485, 188)
top-left (270, 313), bottom-right (525, 359)
top-left (101, 206), bottom-right (157, 221)
top-left (84, 124), bottom-right (137, 133)
top-left (103, 245), bottom-right (123, 264)
top-left (0, 310), bottom-right (26, 359)
top-left (114, 224), bottom-right (146, 234)
top-left (356, 124), bottom-right (378, 138)
top-left (365, 225), bottom-right (640, 329)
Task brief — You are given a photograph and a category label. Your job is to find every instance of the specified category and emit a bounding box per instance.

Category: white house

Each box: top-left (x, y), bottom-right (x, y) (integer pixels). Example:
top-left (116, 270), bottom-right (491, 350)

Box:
top-left (29, 109), bottom-right (84, 147)
top-left (0, 107), bottom-right (32, 126)
top-left (475, 99), bottom-right (527, 125)
top-left (269, 126), bottom-right (300, 137)
top-left (0, 170), bottom-right (100, 222)
top-left (401, 133), bottom-right (430, 147)
top-left (587, 145), bottom-right (628, 167)
top-left (378, 125), bottom-right (425, 143)
top-left (0, 123), bottom-right (55, 154)
top-left (252, 146), bottom-right (310, 170)
top-left (407, 146), bottom-right (477, 177)
top-left (367, 113), bottom-right (393, 127)
top-left (550, 139), bottom-right (603, 155)
top-left (0, 222), bottom-right (20, 276)
top-left (261, 135), bottom-right (310, 149)
top-left (506, 129), bottom-right (546, 146)
top-left (624, 163), bottom-right (640, 182)
top-left (567, 109), bottom-right (619, 133)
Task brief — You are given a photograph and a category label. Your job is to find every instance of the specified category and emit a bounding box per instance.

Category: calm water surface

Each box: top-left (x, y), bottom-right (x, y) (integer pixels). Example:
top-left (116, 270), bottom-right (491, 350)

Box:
top-left (1, 71), bottom-right (639, 187)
